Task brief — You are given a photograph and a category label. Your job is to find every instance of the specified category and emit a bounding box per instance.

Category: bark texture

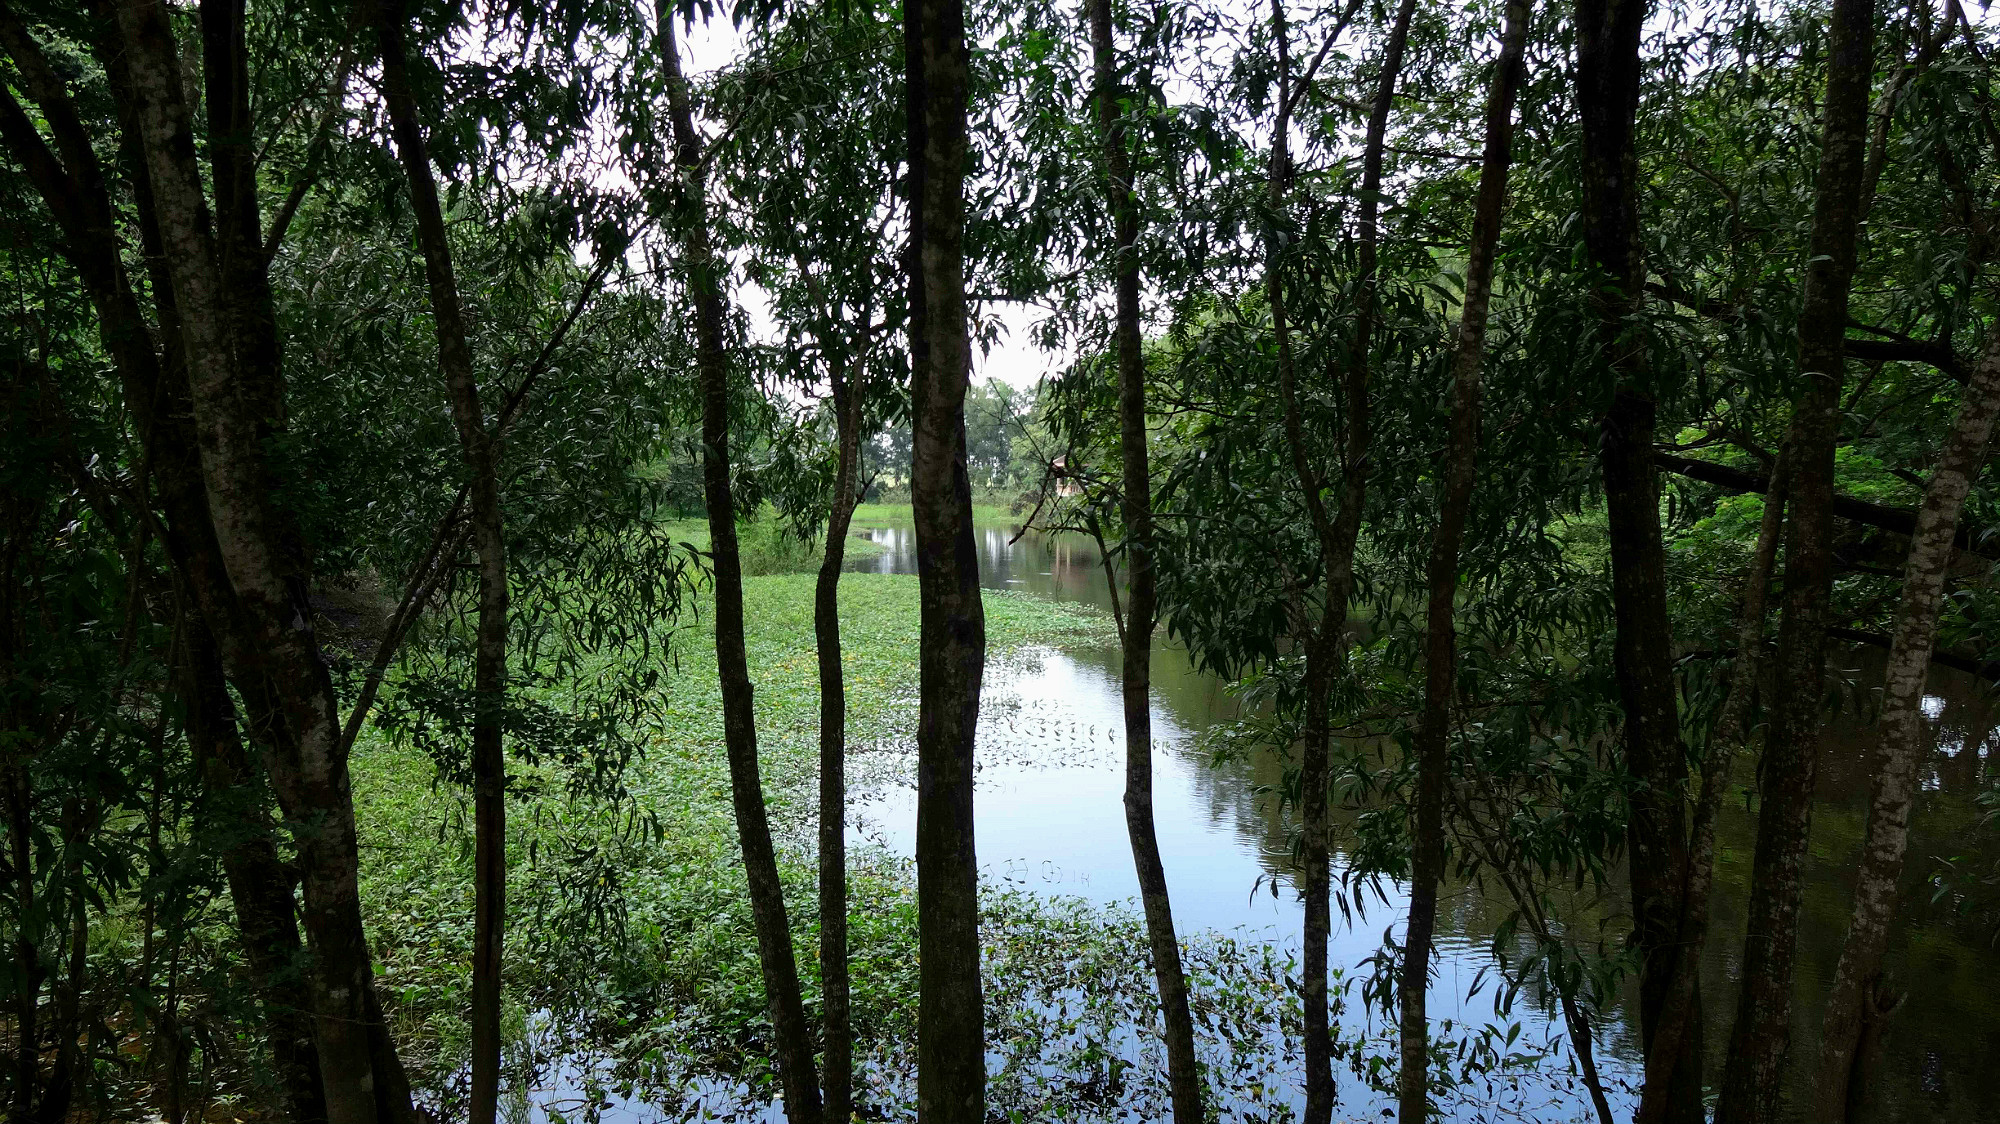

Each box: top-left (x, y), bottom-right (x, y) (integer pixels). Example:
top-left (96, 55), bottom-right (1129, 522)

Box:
top-left (1402, 0), bottom-right (1528, 1117)
top-left (1087, 2), bottom-right (1204, 1120)
top-left (1716, 0), bottom-right (1877, 1116)
top-left (815, 347), bottom-right (864, 1124)
top-left (658, 12), bottom-right (825, 1123)
top-left (1571, 0), bottom-right (1703, 1115)
top-left (0, 15), bottom-right (333, 1119)
top-left (184, 625), bottom-right (328, 1124)
top-left (1811, 324), bottom-right (2000, 1121)
top-left (904, 0), bottom-right (988, 1116)
top-left (371, 6), bottom-right (511, 1119)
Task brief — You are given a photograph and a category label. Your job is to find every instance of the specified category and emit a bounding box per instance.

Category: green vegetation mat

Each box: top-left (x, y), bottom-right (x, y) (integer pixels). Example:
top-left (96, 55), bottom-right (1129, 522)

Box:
top-left (350, 575), bottom-right (1226, 1111)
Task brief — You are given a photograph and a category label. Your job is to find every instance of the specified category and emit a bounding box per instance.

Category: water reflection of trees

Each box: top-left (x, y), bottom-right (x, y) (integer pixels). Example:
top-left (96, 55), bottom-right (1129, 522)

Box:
top-left (909, 523), bottom-right (2000, 1120)
top-left (1165, 650), bottom-right (2000, 1121)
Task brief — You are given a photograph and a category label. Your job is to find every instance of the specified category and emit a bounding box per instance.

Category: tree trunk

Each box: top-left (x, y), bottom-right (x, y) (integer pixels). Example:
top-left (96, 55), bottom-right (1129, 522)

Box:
top-left (1716, 0), bottom-right (1877, 1117)
top-left (1811, 315), bottom-right (2000, 1122)
top-left (1086, 3), bottom-right (1203, 1120)
top-left (184, 623), bottom-right (328, 1124)
top-left (6, 758), bottom-right (40, 1121)
top-left (904, 0), bottom-right (988, 1117)
top-left (1264, 0), bottom-right (1413, 1114)
top-left (371, 7), bottom-right (512, 1119)
top-left (0, 14), bottom-right (341, 1119)
top-left (103, 4), bottom-right (417, 1120)
top-left (1557, 988), bottom-right (1615, 1124)
top-left (1570, 0), bottom-right (1704, 1116)
top-left (34, 796), bottom-right (93, 1124)
top-left (815, 351), bottom-right (864, 1124)
top-left (657, 12), bottom-right (825, 1123)
top-left (1635, 455), bottom-right (1787, 1124)
top-left (1402, 1), bottom-right (1529, 1119)
top-left (1261, 5), bottom-right (1324, 1115)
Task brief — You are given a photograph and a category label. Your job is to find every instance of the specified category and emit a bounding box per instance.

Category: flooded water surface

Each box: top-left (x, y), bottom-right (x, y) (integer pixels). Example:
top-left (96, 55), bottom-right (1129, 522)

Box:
top-left (850, 519), bottom-right (2000, 1124)
top-left (519, 516), bottom-right (2000, 1123)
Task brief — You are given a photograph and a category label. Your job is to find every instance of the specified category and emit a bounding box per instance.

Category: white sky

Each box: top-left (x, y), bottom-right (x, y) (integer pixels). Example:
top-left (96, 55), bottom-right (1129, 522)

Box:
top-left (674, 14), bottom-right (1072, 391)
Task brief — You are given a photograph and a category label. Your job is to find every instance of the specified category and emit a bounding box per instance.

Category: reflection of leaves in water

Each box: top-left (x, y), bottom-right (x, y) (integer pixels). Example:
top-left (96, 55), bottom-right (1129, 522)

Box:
top-left (975, 646), bottom-right (1124, 775)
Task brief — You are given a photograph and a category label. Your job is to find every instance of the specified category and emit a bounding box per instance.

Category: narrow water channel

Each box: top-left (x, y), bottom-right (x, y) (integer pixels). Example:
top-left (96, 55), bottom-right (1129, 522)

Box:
top-left (847, 518), bottom-right (2000, 1124)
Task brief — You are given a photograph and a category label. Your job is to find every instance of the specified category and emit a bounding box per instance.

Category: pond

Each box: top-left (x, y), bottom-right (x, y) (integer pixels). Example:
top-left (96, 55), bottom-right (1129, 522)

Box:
top-left (516, 515), bottom-right (2000, 1124)
top-left (846, 517), bottom-right (2000, 1124)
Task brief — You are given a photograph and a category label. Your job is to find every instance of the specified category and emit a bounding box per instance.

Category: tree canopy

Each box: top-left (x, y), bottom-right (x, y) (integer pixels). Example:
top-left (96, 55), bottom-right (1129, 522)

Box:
top-left (3, 0), bottom-right (1999, 1121)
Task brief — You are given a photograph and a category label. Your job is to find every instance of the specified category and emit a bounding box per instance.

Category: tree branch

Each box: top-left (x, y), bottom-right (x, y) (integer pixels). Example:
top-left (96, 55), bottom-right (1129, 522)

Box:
top-left (1645, 280), bottom-right (1970, 383)
top-left (1654, 451), bottom-right (1996, 557)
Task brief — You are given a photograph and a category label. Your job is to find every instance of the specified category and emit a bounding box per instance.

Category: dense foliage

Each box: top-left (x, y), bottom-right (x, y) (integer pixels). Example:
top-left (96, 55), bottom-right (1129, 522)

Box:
top-left (3, 0), bottom-right (1998, 1121)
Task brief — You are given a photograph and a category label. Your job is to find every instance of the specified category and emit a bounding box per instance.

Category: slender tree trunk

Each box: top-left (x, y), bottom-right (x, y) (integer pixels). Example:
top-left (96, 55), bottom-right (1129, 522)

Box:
top-left (1716, 0), bottom-right (1877, 1118)
top-left (657, 13), bottom-right (826, 1122)
top-left (1635, 456), bottom-right (1787, 1124)
top-left (1261, 7), bottom-right (1329, 1116)
top-left (1265, 2), bottom-right (1412, 1117)
top-left (1858, 19), bottom-right (1951, 226)
top-left (34, 797), bottom-right (92, 1124)
top-left (1, 525), bottom-right (39, 1117)
top-left (1086, 2), bottom-right (1204, 1119)
top-left (904, 0), bottom-right (987, 1117)
top-left (815, 350), bottom-right (864, 1124)
top-left (104, 4), bottom-right (416, 1120)
top-left (371, 7), bottom-right (512, 1119)
top-left (6, 758), bottom-right (40, 1120)
top-left (1401, 2), bottom-right (1529, 1119)
top-left (1557, 990), bottom-right (1615, 1124)
top-left (1570, 1), bottom-right (1706, 1117)
top-left (1811, 321), bottom-right (2000, 1121)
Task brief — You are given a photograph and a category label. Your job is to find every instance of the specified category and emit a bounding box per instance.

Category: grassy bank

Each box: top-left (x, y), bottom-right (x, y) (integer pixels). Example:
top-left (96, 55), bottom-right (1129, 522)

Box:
top-left (849, 500), bottom-right (1023, 528)
top-left (657, 504), bottom-right (888, 576)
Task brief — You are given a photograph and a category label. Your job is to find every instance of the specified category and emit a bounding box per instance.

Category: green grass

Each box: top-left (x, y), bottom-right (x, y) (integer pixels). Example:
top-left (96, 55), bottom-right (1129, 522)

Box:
top-left (848, 500), bottom-right (1022, 528)
top-left (658, 503), bottom-right (887, 576)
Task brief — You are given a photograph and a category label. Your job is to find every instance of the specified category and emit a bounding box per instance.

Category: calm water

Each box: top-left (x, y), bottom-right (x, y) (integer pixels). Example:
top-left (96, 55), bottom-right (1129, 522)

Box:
top-left (847, 519), bottom-right (2000, 1123)
top-left (519, 518), bottom-right (2000, 1123)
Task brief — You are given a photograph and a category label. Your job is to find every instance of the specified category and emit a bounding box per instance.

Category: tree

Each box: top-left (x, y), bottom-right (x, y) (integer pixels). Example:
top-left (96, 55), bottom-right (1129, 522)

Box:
top-left (656, 9), bottom-right (825, 1122)
top-left (1717, 0), bottom-right (1879, 1118)
top-left (1262, 0), bottom-right (1414, 1118)
top-left (1086, 0), bottom-right (1203, 1117)
top-left (905, 0), bottom-right (988, 1115)
top-left (1812, 253), bottom-right (2000, 1124)
top-left (1402, 0), bottom-right (1530, 1117)
top-left (710, 13), bottom-right (913, 1115)
top-left (1569, 0), bottom-right (1704, 1116)
top-left (368, 5), bottom-right (516, 1118)
top-left (0, 4), bottom-right (420, 1118)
